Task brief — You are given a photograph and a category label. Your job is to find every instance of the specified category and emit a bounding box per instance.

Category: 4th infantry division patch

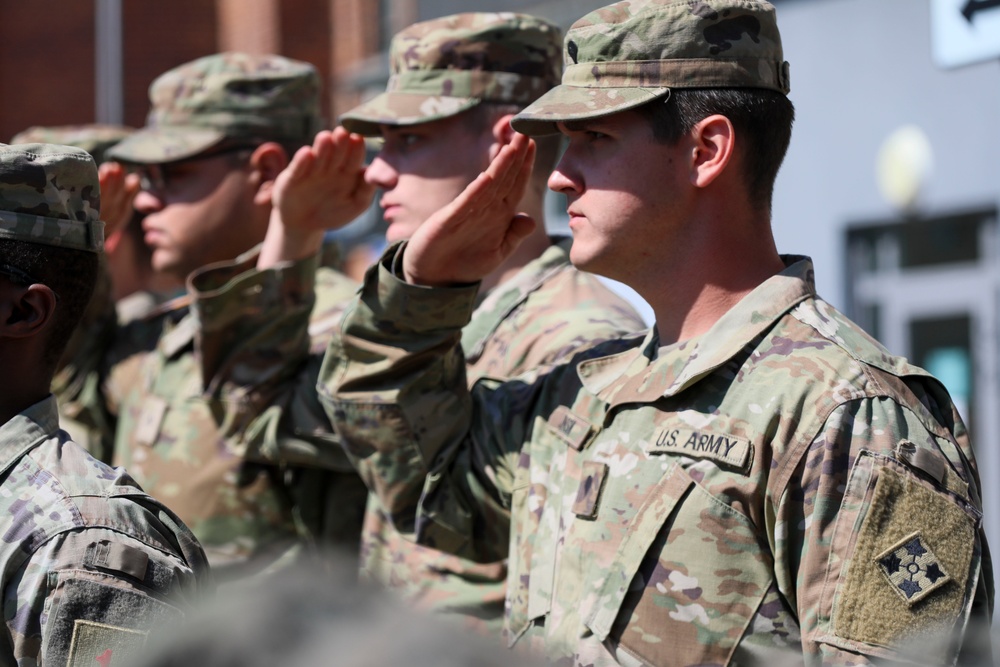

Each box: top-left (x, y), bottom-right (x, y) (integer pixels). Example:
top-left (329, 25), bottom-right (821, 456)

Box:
top-left (875, 532), bottom-right (951, 604)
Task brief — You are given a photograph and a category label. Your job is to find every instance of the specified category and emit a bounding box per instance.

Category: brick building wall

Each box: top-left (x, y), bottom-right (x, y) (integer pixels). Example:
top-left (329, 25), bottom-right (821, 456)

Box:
top-left (0, 1), bottom-right (97, 141)
top-left (0, 0), bottom-right (379, 141)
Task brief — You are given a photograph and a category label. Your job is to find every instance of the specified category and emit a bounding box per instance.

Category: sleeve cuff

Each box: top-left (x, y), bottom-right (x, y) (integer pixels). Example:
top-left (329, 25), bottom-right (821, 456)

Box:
top-left (366, 241), bottom-right (480, 333)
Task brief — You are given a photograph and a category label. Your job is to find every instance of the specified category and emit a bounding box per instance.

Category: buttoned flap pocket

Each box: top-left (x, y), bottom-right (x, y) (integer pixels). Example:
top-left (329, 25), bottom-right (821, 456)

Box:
top-left (506, 409), bottom-right (593, 647)
top-left (819, 451), bottom-right (981, 663)
top-left (506, 459), bottom-right (538, 645)
top-left (581, 462), bottom-right (775, 667)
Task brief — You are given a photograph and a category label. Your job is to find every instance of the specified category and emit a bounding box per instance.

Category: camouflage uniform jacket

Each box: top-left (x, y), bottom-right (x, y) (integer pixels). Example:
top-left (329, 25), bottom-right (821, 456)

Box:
top-left (360, 238), bottom-right (646, 630)
top-left (323, 251), bottom-right (993, 666)
top-left (0, 395), bottom-right (209, 666)
top-left (60, 250), bottom-right (366, 581)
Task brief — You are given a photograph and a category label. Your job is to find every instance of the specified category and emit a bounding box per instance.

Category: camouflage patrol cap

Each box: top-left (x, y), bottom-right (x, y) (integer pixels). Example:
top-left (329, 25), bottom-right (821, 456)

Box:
top-left (108, 52), bottom-right (322, 164)
top-left (511, 0), bottom-right (790, 136)
top-left (340, 13), bottom-right (562, 136)
top-left (10, 124), bottom-right (134, 164)
top-left (0, 144), bottom-right (103, 253)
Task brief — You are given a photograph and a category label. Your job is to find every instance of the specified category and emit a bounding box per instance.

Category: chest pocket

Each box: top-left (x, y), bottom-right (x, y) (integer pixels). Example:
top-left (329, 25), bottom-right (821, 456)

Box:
top-left (580, 461), bottom-right (774, 667)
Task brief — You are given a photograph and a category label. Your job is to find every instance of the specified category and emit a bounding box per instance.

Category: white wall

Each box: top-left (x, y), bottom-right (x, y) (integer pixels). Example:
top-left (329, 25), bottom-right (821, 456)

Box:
top-left (773, 0), bottom-right (1000, 312)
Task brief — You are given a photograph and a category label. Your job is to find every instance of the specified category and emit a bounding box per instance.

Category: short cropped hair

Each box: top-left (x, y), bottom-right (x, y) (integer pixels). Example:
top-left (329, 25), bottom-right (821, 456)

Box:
top-left (637, 88), bottom-right (794, 212)
top-left (0, 239), bottom-right (99, 369)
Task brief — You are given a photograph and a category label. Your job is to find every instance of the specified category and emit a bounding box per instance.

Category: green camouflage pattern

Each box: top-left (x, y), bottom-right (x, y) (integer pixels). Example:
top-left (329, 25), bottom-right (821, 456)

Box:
top-left (58, 249), bottom-right (365, 581)
top-left (340, 13), bottom-right (562, 136)
top-left (10, 125), bottom-right (135, 164)
top-left (512, 0), bottom-right (791, 136)
top-left (321, 254), bottom-right (992, 665)
top-left (359, 238), bottom-right (646, 632)
top-left (109, 52), bottom-right (322, 164)
top-left (0, 143), bottom-right (103, 253)
top-left (0, 395), bottom-right (208, 665)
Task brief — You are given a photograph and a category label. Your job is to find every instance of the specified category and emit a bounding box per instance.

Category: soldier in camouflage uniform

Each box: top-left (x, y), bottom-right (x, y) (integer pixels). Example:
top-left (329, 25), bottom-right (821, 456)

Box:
top-left (0, 143), bottom-right (208, 665)
top-left (316, 1), bottom-right (993, 664)
top-left (10, 124), bottom-right (182, 460)
top-left (250, 12), bottom-right (646, 630)
top-left (58, 53), bottom-right (370, 581)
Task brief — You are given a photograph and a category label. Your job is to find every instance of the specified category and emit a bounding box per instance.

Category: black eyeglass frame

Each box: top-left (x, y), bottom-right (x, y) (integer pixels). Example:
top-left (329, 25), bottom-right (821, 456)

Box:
top-left (133, 145), bottom-right (257, 194)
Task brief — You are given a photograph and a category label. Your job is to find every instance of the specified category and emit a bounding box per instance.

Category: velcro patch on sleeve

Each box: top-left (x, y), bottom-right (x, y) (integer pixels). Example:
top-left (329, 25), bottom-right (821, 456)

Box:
top-left (648, 427), bottom-right (750, 469)
top-left (833, 465), bottom-right (976, 655)
top-left (67, 620), bottom-right (146, 667)
top-left (43, 575), bottom-right (185, 666)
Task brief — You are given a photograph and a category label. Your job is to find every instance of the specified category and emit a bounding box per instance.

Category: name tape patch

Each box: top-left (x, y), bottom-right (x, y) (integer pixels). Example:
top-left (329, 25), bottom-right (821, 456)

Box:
top-left (649, 427), bottom-right (751, 468)
top-left (546, 406), bottom-right (595, 451)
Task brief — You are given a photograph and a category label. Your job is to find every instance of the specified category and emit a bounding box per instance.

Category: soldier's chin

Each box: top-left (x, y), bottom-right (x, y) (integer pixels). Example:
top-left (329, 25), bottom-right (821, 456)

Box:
top-left (384, 220), bottom-right (420, 245)
top-left (151, 249), bottom-right (187, 281)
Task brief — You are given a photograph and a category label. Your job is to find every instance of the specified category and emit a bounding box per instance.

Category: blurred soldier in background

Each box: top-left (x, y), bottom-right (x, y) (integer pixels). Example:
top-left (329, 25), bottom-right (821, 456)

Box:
top-left (248, 12), bottom-right (646, 632)
top-left (10, 124), bottom-right (181, 456)
top-left (59, 53), bottom-right (371, 581)
top-left (0, 143), bottom-right (208, 664)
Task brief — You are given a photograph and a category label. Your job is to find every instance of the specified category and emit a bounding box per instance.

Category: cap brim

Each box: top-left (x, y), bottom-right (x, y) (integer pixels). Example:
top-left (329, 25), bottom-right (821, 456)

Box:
top-left (511, 85), bottom-right (670, 136)
top-left (339, 92), bottom-right (480, 136)
top-left (106, 126), bottom-right (227, 164)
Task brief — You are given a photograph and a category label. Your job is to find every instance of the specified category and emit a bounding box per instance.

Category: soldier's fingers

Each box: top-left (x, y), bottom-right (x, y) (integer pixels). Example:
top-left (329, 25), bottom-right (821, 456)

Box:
top-left (98, 161), bottom-right (124, 188)
top-left (311, 131), bottom-right (337, 173)
top-left (506, 139), bottom-right (536, 207)
top-left (287, 144), bottom-right (317, 184)
top-left (343, 133), bottom-right (367, 172)
top-left (124, 172), bottom-right (141, 198)
top-left (327, 127), bottom-right (354, 171)
top-left (352, 169), bottom-right (376, 207)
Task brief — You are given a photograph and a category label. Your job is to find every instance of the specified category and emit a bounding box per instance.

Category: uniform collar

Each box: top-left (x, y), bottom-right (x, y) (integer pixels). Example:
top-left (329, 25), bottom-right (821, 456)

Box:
top-left (462, 237), bottom-right (572, 362)
top-left (0, 395), bottom-right (59, 475)
top-left (578, 256), bottom-right (816, 406)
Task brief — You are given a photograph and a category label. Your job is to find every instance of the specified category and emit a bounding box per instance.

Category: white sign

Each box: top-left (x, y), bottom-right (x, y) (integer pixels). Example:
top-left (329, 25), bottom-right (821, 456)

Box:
top-left (931, 0), bottom-right (1000, 68)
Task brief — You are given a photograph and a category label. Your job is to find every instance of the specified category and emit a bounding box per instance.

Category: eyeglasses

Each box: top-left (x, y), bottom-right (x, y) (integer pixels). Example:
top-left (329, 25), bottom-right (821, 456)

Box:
top-left (135, 145), bottom-right (255, 194)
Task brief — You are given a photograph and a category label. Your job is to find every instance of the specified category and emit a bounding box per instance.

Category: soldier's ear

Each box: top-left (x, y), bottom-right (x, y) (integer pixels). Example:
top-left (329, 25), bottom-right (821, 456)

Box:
top-left (689, 114), bottom-right (735, 189)
top-left (0, 283), bottom-right (56, 341)
top-left (248, 142), bottom-right (289, 205)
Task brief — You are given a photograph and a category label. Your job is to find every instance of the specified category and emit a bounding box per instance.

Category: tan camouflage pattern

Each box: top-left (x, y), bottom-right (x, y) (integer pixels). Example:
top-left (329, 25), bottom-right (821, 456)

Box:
top-left (10, 125), bottom-right (134, 164)
top-left (0, 395), bottom-right (208, 665)
top-left (321, 253), bottom-right (992, 665)
top-left (58, 249), bottom-right (365, 581)
top-left (512, 0), bottom-right (791, 136)
top-left (108, 52), bottom-right (322, 164)
top-left (359, 238), bottom-right (646, 632)
top-left (0, 143), bottom-right (103, 253)
top-left (340, 13), bottom-right (562, 136)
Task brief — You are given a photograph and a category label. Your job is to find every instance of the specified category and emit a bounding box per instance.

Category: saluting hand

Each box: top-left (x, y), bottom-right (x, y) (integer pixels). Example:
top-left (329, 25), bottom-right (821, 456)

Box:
top-left (402, 132), bottom-right (537, 287)
top-left (259, 128), bottom-right (376, 268)
top-left (97, 161), bottom-right (140, 243)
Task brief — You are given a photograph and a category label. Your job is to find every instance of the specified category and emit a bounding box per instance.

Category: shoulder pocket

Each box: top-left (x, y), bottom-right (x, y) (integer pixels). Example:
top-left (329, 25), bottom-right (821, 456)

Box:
top-left (43, 573), bottom-right (185, 666)
top-left (819, 450), bottom-right (981, 663)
